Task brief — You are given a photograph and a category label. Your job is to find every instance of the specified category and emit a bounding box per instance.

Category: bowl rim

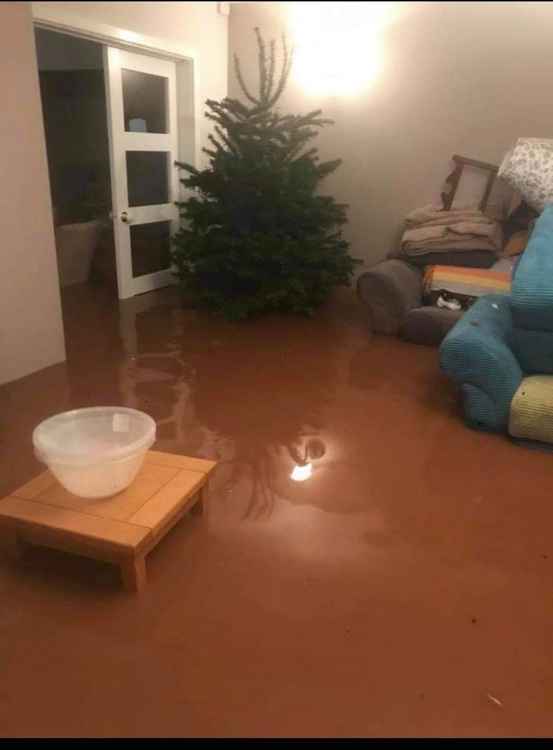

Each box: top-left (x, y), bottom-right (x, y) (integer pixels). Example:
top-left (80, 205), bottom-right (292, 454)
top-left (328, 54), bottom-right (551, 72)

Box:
top-left (32, 406), bottom-right (156, 466)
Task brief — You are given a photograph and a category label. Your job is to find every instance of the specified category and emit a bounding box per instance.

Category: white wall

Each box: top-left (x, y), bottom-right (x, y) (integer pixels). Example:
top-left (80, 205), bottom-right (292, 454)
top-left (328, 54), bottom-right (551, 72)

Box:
top-left (0, 2), bottom-right (65, 386)
top-left (229, 2), bottom-right (553, 271)
top-left (32, 1), bottom-right (229, 161)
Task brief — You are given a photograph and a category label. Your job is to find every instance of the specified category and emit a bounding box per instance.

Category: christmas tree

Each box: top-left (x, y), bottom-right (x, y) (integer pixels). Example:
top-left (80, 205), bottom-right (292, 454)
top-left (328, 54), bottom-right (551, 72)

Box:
top-left (171, 28), bottom-right (360, 320)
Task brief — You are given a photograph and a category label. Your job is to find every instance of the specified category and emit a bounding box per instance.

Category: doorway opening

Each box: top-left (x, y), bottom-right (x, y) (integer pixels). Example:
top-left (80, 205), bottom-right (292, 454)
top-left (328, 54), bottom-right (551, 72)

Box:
top-left (35, 28), bottom-right (118, 300)
top-left (35, 22), bottom-right (188, 323)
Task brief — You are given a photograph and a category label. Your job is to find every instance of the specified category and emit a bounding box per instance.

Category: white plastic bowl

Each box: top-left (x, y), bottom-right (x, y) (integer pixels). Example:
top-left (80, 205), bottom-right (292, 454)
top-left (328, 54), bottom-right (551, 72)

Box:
top-left (33, 407), bottom-right (156, 499)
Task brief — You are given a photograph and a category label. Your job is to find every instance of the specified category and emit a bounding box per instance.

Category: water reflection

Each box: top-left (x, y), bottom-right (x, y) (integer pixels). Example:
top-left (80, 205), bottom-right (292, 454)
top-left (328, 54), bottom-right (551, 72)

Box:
top-left (112, 291), bottom-right (340, 520)
top-left (55, 284), bottom-right (390, 566)
top-left (290, 462), bottom-right (312, 482)
top-left (178, 325), bottom-right (336, 519)
top-left (58, 285), bottom-right (384, 525)
top-left (290, 438), bottom-right (327, 481)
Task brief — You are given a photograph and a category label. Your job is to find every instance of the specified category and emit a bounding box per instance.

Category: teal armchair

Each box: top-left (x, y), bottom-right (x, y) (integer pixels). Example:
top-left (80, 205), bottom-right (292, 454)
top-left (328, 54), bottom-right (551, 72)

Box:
top-left (440, 204), bottom-right (553, 432)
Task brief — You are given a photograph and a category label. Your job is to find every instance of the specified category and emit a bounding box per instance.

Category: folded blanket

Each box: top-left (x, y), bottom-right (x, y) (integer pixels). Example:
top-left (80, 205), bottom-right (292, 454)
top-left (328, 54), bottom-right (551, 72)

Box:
top-left (405, 204), bottom-right (493, 227)
top-left (403, 221), bottom-right (499, 245)
top-left (400, 205), bottom-right (503, 257)
top-left (402, 237), bottom-right (501, 257)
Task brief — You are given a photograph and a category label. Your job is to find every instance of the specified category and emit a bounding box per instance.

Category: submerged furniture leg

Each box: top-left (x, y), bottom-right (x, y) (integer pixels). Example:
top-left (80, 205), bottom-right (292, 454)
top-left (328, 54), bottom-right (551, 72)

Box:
top-left (0, 526), bottom-right (27, 560)
top-left (120, 555), bottom-right (147, 592)
top-left (191, 484), bottom-right (207, 516)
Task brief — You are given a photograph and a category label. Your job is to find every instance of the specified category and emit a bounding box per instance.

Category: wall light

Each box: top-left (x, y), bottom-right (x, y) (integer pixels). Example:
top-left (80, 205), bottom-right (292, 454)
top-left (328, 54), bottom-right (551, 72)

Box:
top-left (289, 1), bottom-right (397, 96)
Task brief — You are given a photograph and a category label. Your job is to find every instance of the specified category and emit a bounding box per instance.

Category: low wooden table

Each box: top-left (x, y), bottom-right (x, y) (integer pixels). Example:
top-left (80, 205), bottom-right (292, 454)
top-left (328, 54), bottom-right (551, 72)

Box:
top-left (0, 450), bottom-right (216, 592)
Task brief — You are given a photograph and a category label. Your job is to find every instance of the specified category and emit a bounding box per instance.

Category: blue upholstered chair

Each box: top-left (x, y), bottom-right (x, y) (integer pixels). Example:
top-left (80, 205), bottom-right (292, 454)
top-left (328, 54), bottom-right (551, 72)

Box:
top-left (439, 204), bottom-right (553, 432)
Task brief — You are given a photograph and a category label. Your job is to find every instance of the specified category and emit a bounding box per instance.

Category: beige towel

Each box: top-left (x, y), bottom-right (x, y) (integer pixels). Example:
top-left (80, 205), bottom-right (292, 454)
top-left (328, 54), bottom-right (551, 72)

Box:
top-left (402, 221), bottom-right (498, 246)
top-left (448, 222), bottom-right (498, 237)
top-left (400, 204), bottom-right (503, 257)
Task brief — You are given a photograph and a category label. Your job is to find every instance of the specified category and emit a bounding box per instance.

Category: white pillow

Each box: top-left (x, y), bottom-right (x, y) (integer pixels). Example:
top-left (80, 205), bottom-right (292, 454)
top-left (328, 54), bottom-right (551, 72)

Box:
top-left (498, 138), bottom-right (553, 213)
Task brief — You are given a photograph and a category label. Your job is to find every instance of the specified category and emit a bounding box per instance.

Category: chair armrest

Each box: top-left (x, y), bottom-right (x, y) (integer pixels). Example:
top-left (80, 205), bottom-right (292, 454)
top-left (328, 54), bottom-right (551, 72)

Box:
top-left (439, 294), bottom-right (523, 431)
top-left (356, 259), bottom-right (423, 334)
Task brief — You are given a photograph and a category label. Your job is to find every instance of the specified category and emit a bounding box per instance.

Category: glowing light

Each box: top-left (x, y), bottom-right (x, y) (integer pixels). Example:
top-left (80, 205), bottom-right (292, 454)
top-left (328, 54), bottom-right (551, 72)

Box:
top-left (290, 2), bottom-right (397, 95)
top-left (290, 462), bottom-right (313, 482)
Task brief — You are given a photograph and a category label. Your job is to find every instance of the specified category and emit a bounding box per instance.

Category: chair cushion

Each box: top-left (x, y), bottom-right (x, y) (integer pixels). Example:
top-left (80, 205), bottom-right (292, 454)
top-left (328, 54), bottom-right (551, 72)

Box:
top-left (356, 260), bottom-right (422, 335)
top-left (509, 375), bottom-right (553, 443)
top-left (401, 307), bottom-right (461, 346)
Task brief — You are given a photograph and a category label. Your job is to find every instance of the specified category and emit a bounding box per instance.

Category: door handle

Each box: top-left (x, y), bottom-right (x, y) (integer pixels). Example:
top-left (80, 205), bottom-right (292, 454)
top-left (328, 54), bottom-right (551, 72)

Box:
top-left (121, 210), bottom-right (132, 224)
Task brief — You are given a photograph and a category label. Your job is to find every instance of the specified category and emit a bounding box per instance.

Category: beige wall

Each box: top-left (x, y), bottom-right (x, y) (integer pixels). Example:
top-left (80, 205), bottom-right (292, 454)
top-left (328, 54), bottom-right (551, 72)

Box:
top-left (0, 2), bottom-right (65, 386)
top-left (229, 1), bottom-right (553, 272)
top-left (32, 1), bottom-right (229, 160)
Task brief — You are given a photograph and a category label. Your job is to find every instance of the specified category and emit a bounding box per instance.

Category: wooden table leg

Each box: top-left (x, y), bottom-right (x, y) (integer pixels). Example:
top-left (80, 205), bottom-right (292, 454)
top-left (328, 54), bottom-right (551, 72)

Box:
top-left (0, 526), bottom-right (27, 560)
top-left (120, 555), bottom-right (146, 592)
top-left (191, 484), bottom-right (207, 516)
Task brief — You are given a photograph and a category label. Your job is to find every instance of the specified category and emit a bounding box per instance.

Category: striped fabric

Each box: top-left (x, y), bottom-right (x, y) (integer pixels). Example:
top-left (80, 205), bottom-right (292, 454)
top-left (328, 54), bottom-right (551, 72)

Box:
top-left (424, 262), bottom-right (512, 303)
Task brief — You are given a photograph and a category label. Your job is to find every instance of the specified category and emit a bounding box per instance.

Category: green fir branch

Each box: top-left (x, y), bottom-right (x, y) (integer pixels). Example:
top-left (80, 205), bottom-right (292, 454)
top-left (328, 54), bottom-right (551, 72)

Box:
top-left (233, 53), bottom-right (259, 105)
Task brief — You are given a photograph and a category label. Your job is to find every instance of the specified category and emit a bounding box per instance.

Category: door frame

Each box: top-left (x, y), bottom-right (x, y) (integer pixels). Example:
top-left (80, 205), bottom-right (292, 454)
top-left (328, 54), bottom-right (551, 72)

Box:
top-left (32, 5), bottom-right (199, 293)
